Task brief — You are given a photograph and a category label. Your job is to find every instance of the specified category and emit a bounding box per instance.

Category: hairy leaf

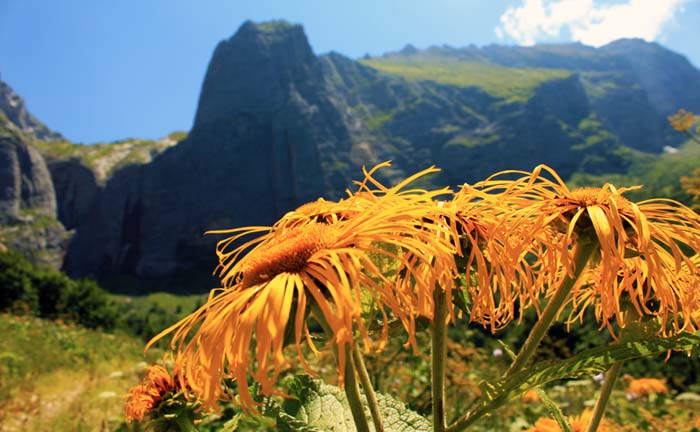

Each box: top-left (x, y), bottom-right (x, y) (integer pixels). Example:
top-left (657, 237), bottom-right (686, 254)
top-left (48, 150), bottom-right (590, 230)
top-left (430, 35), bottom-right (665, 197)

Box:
top-left (280, 375), bottom-right (431, 431)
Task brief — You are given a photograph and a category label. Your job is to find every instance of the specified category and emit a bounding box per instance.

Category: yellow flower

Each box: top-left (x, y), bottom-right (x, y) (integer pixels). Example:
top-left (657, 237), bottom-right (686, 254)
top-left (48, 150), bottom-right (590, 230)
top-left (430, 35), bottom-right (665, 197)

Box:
top-left (521, 389), bottom-right (541, 403)
top-left (148, 163), bottom-right (460, 412)
top-left (446, 168), bottom-right (574, 331)
top-left (623, 375), bottom-right (669, 400)
top-left (125, 365), bottom-right (177, 422)
top-left (668, 109), bottom-right (698, 132)
top-left (556, 188), bottom-right (700, 334)
top-left (447, 185), bottom-right (542, 330)
top-left (489, 165), bottom-right (700, 335)
top-left (525, 409), bottom-right (614, 432)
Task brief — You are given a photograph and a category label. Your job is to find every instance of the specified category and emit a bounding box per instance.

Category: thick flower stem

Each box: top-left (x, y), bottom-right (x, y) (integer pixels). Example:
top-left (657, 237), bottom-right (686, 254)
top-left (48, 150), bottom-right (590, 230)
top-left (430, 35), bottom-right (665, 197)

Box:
top-left (309, 301), bottom-right (371, 432)
top-left (175, 411), bottom-right (199, 432)
top-left (345, 348), bottom-right (372, 432)
top-left (432, 285), bottom-right (448, 432)
top-left (585, 361), bottom-right (623, 432)
top-left (446, 241), bottom-right (597, 432)
top-left (504, 240), bottom-right (597, 379)
top-left (353, 344), bottom-right (385, 432)
top-left (586, 303), bottom-right (636, 432)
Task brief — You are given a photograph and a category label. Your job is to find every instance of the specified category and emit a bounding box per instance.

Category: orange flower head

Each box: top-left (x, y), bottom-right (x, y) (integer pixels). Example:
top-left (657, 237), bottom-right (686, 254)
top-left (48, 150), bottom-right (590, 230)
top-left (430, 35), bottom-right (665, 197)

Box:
top-left (148, 163), bottom-right (460, 412)
top-left (125, 365), bottom-right (176, 422)
top-left (623, 375), bottom-right (669, 400)
top-left (669, 109), bottom-right (698, 132)
top-left (526, 409), bottom-right (614, 432)
top-left (521, 389), bottom-right (541, 404)
top-left (447, 173), bottom-right (561, 331)
top-left (492, 165), bottom-right (700, 336)
top-left (558, 187), bottom-right (700, 334)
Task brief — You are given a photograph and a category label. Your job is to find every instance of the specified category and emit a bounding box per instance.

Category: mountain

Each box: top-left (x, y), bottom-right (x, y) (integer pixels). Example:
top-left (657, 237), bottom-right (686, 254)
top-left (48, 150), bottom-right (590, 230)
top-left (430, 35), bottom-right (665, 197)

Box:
top-left (62, 21), bottom-right (359, 289)
top-left (2, 21), bottom-right (700, 291)
top-left (0, 80), bottom-right (63, 141)
top-left (0, 84), bottom-right (69, 268)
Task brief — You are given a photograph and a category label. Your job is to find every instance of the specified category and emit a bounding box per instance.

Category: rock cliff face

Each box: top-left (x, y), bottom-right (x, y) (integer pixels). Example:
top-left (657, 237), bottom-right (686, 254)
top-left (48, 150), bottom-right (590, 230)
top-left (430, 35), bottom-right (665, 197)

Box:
top-left (322, 51), bottom-right (622, 183)
top-left (0, 104), bottom-right (69, 268)
top-left (47, 158), bottom-right (99, 230)
top-left (0, 126), bottom-right (56, 221)
top-left (63, 21), bottom-right (358, 283)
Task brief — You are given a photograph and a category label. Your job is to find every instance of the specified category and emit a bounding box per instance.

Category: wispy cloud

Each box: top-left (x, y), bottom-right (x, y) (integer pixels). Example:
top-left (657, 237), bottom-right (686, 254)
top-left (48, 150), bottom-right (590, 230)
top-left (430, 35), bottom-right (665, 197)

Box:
top-left (495, 0), bottom-right (688, 47)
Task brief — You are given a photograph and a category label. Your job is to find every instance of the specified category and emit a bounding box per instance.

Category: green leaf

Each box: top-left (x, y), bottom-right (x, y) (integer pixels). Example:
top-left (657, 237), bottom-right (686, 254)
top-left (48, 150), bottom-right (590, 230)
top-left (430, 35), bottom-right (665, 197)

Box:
top-left (534, 388), bottom-right (573, 432)
top-left (219, 414), bottom-right (242, 432)
top-left (461, 332), bottom-right (700, 428)
top-left (377, 390), bottom-right (432, 432)
top-left (280, 375), bottom-right (431, 431)
top-left (496, 341), bottom-right (573, 431)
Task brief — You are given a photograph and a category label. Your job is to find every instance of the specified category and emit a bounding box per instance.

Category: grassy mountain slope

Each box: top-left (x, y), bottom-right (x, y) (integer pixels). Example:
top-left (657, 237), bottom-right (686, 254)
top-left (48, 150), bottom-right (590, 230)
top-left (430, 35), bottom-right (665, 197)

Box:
top-left (360, 57), bottom-right (571, 102)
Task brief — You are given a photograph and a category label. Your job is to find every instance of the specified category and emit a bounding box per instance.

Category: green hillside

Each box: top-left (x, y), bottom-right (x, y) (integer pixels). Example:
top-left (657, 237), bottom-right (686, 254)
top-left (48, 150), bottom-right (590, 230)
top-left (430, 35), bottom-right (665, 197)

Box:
top-left (569, 139), bottom-right (700, 202)
top-left (360, 57), bottom-right (571, 101)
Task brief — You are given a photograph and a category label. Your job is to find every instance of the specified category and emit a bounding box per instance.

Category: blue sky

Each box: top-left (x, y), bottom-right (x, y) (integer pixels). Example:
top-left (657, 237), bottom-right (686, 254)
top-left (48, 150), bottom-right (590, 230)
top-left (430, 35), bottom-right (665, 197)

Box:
top-left (1, 0), bottom-right (699, 144)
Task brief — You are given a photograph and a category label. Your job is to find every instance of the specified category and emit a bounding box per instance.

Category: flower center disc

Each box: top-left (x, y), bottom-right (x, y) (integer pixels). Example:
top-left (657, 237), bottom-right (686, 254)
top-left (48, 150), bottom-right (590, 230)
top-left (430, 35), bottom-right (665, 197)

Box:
top-left (241, 224), bottom-right (337, 288)
top-left (568, 187), bottom-right (631, 210)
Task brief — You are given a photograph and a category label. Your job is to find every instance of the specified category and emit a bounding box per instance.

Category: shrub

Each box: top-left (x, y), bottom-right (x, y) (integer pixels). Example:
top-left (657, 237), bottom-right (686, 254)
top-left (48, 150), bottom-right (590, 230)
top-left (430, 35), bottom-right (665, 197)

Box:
top-left (0, 249), bottom-right (118, 330)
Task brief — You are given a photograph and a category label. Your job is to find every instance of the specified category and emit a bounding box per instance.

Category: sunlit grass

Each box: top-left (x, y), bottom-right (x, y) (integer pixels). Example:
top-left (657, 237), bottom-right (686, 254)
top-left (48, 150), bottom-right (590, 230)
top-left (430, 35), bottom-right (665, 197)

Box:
top-left (360, 57), bottom-right (570, 101)
top-left (110, 291), bottom-right (203, 314)
top-left (0, 313), bottom-right (161, 431)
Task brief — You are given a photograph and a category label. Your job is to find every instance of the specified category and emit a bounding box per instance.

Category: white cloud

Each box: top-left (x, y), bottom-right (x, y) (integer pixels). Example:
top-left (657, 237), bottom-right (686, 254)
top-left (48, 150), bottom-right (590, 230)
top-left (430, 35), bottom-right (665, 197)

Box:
top-left (496, 0), bottom-right (688, 47)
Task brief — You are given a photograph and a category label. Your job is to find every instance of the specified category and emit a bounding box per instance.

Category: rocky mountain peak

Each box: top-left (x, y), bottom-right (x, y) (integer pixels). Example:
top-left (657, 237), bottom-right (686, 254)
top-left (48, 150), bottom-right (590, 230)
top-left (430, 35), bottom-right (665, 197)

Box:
top-left (0, 78), bottom-right (62, 141)
top-left (63, 20), bottom-right (355, 281)
top-left (193, 20), bottom-right (319, 130)
top-left (600, 38), bottom-right (700, 115)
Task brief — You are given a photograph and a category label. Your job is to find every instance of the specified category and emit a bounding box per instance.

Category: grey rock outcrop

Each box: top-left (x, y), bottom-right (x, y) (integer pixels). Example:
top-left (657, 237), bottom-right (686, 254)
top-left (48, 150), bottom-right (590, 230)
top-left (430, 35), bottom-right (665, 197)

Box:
top-left (0, 79), bottom-right (62, 141)
top-left (0, 122), bottom-right (57, 222)
top-left (47, 158), bottom-right (99, 230)
top-left (0, 112), bottom-right (69, 269)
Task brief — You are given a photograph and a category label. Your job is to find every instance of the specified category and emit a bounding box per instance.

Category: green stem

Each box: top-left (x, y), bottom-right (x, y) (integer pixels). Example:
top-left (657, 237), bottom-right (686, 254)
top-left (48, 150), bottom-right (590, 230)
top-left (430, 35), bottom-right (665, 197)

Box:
top-left (353, 345), bottom-right (385, 432)
top-left (585, 361), bottom-right (623, 432)
top-left (345, 348), bottom-right (372, 432)
top-left (445, 240), bottom-right (597, 432)
top-left (504, 240), bottom-right (597, 379)
top-left (585, 302), bottom-right (638, 432)
top-left (309, 301), bottom-right (371, 432)
top-left (175, 410), bottom-right (199, 432)
top-left (432, 285), bottom-right (448, 432)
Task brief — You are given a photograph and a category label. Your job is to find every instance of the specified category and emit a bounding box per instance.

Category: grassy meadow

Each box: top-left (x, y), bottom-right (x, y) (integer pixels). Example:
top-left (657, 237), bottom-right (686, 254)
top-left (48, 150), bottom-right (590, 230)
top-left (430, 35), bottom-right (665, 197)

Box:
top-left (3, 311), bottom-right (700, 431)
top-left (0, 313), bottom-right (155, 431)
